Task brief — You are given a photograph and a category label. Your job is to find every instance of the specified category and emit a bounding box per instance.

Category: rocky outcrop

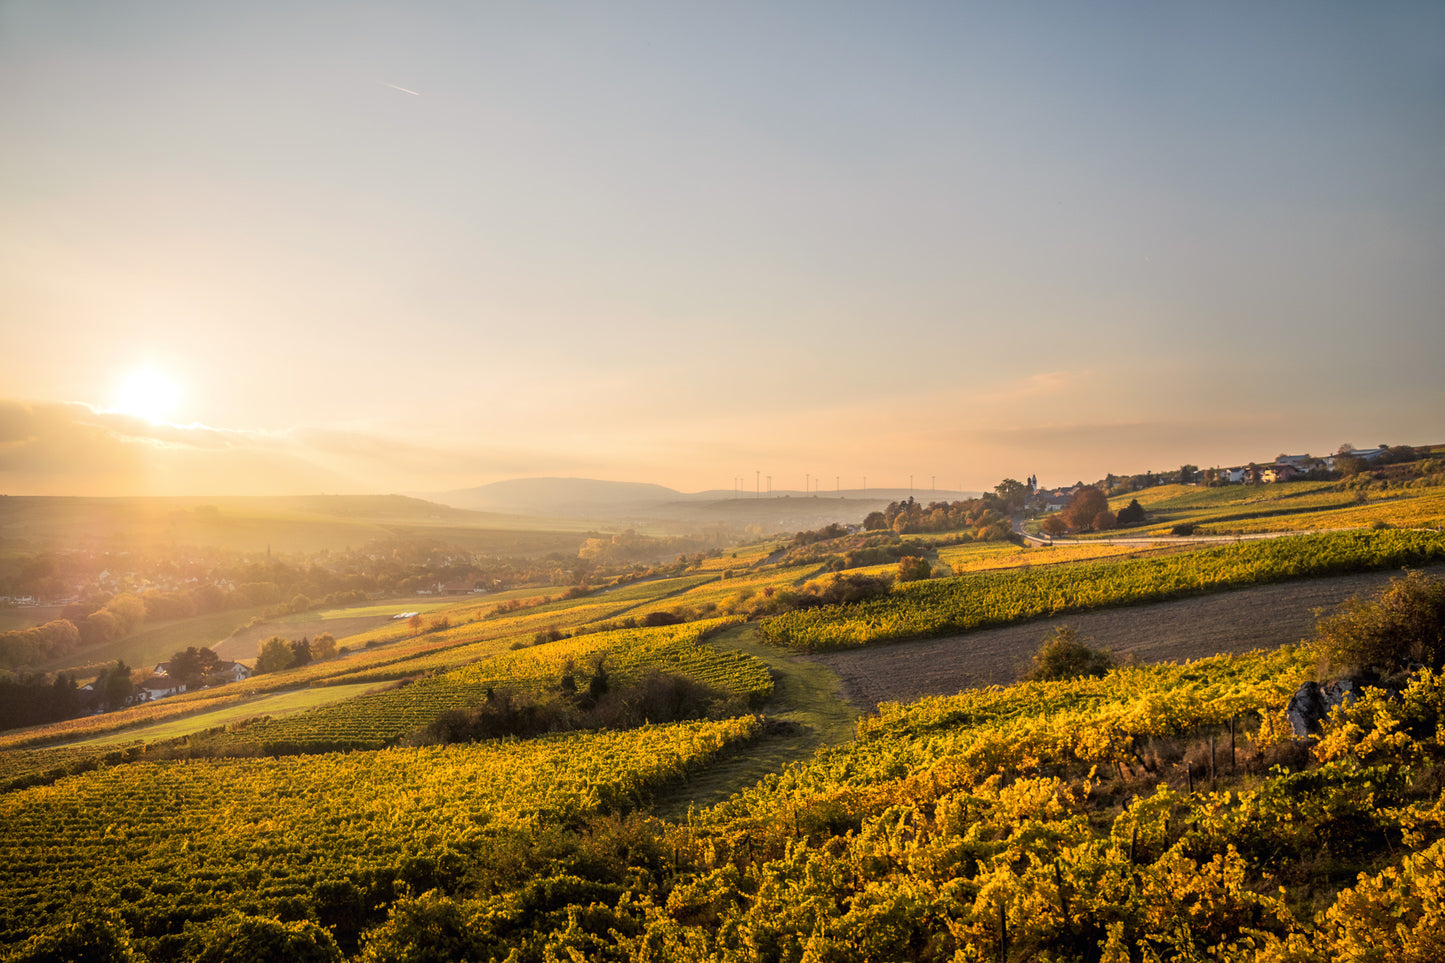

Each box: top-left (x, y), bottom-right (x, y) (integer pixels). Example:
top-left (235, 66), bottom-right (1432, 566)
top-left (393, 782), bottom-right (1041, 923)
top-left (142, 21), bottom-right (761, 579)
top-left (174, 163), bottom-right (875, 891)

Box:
top-left (1287, 679), bottom-right (1362, 738)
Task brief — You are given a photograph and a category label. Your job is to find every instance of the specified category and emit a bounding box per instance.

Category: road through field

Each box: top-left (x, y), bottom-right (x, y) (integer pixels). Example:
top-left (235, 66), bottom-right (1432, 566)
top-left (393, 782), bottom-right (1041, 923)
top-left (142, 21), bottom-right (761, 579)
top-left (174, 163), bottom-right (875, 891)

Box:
top-left (809, 564), bottom-right (1445, 711)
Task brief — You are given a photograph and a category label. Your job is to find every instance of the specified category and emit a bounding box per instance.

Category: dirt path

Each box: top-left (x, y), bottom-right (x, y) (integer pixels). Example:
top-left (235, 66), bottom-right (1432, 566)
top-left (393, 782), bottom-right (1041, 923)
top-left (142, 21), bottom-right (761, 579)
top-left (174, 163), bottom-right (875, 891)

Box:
top-left (809, 565), bottom-right (1445, 712)
top-left (650, 623), bottom-right (857, 819)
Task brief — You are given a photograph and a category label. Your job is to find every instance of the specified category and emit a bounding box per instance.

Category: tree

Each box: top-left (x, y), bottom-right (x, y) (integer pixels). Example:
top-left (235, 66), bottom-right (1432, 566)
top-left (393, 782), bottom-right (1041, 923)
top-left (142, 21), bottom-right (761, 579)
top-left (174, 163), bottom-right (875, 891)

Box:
top-left (102, 594), bottom-right (148, 636)
top-left (290, 638), bottom-right (313, 668)
top-left (95, 661), bottom-right (134, 711)
top-left (896, 556), bottom-right (932, 582)
top-left (1315, 571), bottom-right (1445, 678)
top-left (1025, 627), bottom-right (1115, 681)
top-left (1092, 509), bottom-right (1118, 531)
top-left (586, 658), bottom-right (610, 703)
top-left (1336, 454), bottom-right (1365, 477)
top-left (311, 632), bottom-right (338, 661)
top-left (993, 478), bottom-right (1030, 513)
top-left (1116, 499), bottom-right (1147, 527)
top-left (1062, 486), bottom-right (1109, 532)
top-left (167, 646), bottom-right (220, 690)
top-left (1040, 515), bottom-right (1069, 537)
top-left (255, 637), bottom-right (294, 675)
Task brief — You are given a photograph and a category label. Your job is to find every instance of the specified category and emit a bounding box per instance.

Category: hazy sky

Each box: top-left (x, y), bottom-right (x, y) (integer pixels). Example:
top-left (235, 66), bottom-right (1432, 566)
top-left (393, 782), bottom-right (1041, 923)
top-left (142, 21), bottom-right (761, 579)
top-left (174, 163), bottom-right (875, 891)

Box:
top-left (3, 1), bottom-right (1443, 497)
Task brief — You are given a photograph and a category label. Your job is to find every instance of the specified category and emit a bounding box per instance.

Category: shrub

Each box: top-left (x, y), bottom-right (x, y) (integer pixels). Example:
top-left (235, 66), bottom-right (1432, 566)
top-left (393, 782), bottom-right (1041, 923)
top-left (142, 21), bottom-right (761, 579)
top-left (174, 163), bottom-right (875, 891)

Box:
top-left (1040, 515), bottom-right (1069, 537)
top-left (1314, 570), bottom-right (1445, 678)
top-left (1116, 499), bottom-right (1148, 526)
top-left (896, 556), bottom-right (932, 583)
top-left (1024, 626), bottom-right (1115, 682)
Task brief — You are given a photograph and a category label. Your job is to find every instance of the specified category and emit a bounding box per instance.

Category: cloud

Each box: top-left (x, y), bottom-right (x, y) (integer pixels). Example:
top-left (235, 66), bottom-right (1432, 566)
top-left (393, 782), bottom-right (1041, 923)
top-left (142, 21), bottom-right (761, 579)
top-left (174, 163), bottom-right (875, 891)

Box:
top-left (976, 371), bottom-right (1085, 404)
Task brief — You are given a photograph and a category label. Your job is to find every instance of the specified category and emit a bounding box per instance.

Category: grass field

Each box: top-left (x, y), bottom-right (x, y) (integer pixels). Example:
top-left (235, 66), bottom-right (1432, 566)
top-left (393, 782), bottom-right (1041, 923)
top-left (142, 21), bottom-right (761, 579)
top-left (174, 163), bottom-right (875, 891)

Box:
top-left (40, 606), bottom-right (272, 679)
top-left (64, 682), bottom-right (391, 748)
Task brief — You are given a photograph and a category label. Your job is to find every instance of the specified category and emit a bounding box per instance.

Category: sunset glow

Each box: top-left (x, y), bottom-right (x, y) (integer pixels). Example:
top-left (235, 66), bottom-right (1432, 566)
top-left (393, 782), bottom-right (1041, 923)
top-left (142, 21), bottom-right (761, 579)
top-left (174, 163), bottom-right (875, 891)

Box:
top-left (110, 369), bottom-right (181, 424)
top-left (1, 2), bottom-right (1442, 498)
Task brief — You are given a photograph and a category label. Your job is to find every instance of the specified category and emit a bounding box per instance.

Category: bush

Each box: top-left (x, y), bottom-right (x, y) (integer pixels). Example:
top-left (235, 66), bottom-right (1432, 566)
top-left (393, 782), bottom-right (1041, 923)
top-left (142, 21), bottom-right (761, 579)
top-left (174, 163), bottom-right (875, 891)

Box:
top-left (1040, 515), bottom-right (1069, 537)
top-left (419, 671), bottom-right (731, 743)
top-left (642, 611), bottom-right (685, 627)
top-left (1116, 499), bottom-right (1147, 526)
top-left (1024, 626), bottom-right (1115, 682)
top-left (896, 556), bottom-right (932, 583)
top-left (1314, 570), bottom-right (1445, 678)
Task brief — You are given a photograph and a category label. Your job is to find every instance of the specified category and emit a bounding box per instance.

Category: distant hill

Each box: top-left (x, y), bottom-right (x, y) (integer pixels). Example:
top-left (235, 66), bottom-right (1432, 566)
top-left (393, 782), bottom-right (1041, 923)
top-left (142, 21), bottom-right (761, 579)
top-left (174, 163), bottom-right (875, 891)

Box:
top-left (425, 477), bottom-right (979, 533)
top-left (0, 493), bottom-right (592, 556)
top-left (433, 478), bottom-right (685, 516)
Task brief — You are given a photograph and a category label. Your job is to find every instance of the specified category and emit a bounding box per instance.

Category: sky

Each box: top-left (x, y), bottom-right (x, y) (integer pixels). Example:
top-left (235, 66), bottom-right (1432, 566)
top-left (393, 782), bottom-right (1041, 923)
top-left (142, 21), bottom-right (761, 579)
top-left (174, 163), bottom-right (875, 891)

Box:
top-left (3, 1), bottom-right (1443, 498)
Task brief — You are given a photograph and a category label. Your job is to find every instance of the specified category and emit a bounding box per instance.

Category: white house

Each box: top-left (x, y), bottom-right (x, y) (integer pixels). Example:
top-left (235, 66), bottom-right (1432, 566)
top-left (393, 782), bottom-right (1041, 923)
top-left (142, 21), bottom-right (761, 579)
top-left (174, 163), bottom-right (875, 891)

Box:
top-left (212, 661), bottom-right (252, 683)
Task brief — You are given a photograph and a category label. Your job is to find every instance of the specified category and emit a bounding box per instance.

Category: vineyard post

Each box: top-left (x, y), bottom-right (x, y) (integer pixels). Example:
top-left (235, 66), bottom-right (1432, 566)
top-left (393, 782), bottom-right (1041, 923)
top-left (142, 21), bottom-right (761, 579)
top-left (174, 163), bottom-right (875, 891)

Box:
top-left (1054, 859), bottom-right (1070, 921)
top-left (1210, 735), bottom-right (1216, 790)
top-left (998, 899), bottom-right (1008, 963)
top-left (1229, 716), bottom-right (1236, 772)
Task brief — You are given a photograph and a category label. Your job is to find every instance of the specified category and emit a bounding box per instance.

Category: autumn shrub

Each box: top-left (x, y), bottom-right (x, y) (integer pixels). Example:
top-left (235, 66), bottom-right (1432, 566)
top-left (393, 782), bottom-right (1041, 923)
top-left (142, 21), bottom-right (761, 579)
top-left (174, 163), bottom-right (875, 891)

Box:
top-left (896, 556), bottom-right (932, 582)
top-left (1314, 570), bottom-right (1445, 678)
top-left (1024, 626), bottom-right (1115, 682)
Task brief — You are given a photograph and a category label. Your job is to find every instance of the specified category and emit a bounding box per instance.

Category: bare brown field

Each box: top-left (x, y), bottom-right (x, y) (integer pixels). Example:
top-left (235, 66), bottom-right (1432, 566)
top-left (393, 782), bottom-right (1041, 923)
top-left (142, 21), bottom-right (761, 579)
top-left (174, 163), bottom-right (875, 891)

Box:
top-left (811, 564), bottom-right (1445, 711)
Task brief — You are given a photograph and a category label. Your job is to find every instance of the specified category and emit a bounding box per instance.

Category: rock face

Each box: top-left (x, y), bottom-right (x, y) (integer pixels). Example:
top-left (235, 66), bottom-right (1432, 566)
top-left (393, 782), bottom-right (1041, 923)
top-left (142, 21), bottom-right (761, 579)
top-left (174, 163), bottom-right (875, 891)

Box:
top-left (1287, 680), bottom-right (1362, 737)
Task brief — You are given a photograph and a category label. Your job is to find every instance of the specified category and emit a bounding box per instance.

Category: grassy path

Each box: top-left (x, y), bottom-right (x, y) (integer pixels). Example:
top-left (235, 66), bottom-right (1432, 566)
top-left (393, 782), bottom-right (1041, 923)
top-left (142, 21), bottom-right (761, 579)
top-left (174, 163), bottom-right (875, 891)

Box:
top-left (651, 623), bottom-right (857, 819)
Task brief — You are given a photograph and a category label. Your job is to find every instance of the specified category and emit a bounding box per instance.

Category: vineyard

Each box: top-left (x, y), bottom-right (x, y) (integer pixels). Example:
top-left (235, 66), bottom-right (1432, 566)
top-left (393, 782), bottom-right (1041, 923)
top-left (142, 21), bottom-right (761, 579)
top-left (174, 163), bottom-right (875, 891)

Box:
top-left (1113, 479), bottom-right (1445, 535)
top-left (0, 718), bottom-right (760, 958)
top-left (8, 639), bottom-right (1445, 960)
top-left (127, 619), bottom-right (770, 756)
top-left (656, 650), bottom-right (1445, 961)
top-left (760, 528), bottom-right (1445, 650)
top-left (936, 539), bottom-right (1181, 574)
top-left (6, 482), bottom-right (1445, 959)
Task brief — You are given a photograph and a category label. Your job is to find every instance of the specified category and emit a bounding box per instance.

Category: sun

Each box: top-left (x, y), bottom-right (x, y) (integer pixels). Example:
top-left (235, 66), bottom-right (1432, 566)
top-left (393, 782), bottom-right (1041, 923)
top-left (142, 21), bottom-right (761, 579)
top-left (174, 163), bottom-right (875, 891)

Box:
top-left (111, 369), bottom-right (182, 423)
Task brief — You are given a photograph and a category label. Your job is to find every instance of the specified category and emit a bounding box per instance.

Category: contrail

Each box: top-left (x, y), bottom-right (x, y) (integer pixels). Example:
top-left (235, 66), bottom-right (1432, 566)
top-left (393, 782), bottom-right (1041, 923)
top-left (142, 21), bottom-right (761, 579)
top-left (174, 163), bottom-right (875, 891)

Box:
top-left (382, 82), bottom-right (420, 96)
